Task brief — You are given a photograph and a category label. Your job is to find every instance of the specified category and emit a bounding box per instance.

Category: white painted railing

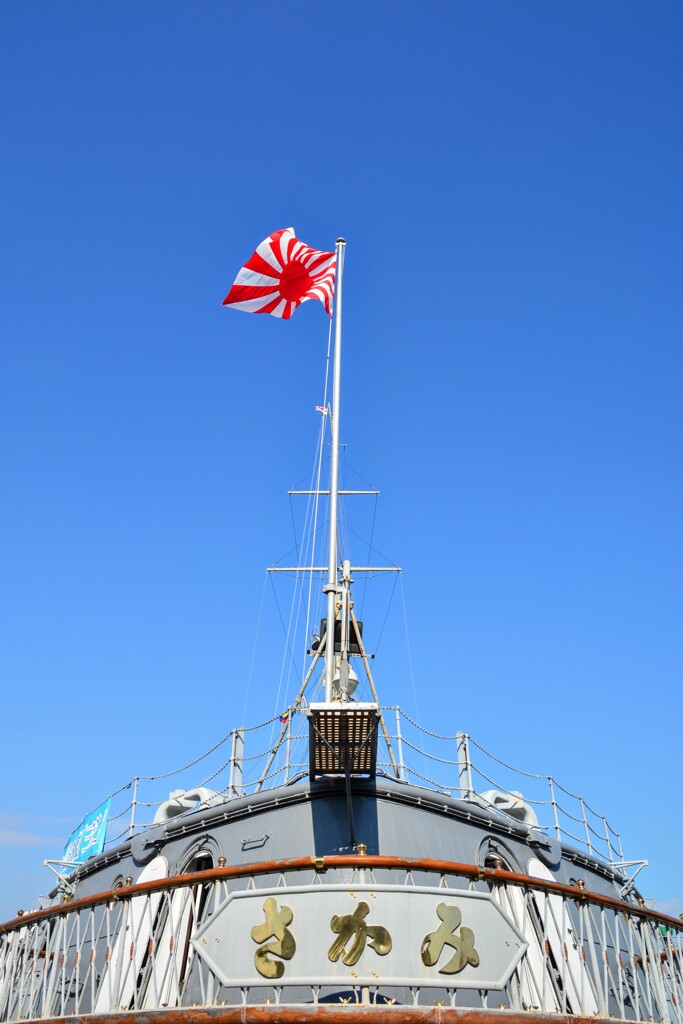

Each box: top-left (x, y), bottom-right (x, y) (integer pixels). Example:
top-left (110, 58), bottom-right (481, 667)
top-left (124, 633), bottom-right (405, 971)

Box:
top-left (1, 857), bottom-right (681, 1023)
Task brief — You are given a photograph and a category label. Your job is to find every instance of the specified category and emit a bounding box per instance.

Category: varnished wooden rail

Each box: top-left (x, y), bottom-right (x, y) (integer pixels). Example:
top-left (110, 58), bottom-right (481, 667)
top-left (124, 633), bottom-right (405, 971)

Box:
top-left (2, 854), bottom-right (681, 936)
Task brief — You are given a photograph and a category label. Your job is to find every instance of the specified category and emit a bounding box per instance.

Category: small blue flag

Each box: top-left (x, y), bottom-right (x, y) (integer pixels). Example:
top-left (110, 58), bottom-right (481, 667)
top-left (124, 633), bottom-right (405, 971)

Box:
top-left (60, 798), bottom-right (111, 874)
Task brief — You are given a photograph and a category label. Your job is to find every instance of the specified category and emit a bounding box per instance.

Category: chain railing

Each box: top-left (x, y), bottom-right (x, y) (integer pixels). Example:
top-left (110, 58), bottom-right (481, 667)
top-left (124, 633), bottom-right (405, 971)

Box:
top-left (380, 709), bottom-right (628, 869)
top-left (74, 707), bottom-right (628, 873)
top-left (1, 857), bottom-right (681, 1023)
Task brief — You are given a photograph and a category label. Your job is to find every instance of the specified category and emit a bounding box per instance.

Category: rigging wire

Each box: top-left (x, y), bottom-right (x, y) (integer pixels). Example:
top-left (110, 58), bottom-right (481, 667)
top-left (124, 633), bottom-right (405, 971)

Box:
top-left (240, 569), bottom-right (268, 728)
top-left (268, 571), bottom-right (302, 685)
top-left (280, 455), bottom-right (318, 716)
top-left (269, 316), bottom-right (334, 736)
top-left (286, 422), bottom-right (323, 682)
top-left (360, 494), bottom-right (378, 618)
top-left (268, 529), bottom-right (328, 575)
top-left (400, 573), bottom-right (420, 723)
top-left (341, 522), bottom-right (400, 568)
top-left (373, 569), bottom-right (400, 656)
top-left (301, 316), bottom-right (333, 683)
top-left (301, 417), bottom-right (328, 681)
top-left (288, 492), bottom-right (300, 565)
top-left (339, 461), bottom-right (351, 569)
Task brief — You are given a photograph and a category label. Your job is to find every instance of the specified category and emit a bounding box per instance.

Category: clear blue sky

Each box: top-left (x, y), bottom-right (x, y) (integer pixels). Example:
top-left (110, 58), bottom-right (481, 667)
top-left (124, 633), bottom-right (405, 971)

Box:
top-left (1, 2), bottom-right (681, 921)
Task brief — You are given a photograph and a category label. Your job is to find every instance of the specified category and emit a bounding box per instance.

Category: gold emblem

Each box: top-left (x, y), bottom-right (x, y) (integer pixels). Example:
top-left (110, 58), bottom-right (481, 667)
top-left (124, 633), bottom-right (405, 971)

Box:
top-left (251, 897), bottom-right (296, 979)
top-left (328, 901), bottom-right (392, 966)
top-left (421, 902), bottom-right (480, 975)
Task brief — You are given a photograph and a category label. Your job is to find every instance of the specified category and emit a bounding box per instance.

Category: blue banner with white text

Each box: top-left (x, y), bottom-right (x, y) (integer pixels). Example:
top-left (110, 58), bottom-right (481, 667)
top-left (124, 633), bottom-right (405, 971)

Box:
top-left (60, 798), bottom-right (111, 874)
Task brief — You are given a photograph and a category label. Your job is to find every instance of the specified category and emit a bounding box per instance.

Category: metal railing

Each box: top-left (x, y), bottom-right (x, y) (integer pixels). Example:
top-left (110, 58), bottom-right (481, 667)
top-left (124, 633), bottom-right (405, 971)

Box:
top-left (1, 857), bottom-right (681, 1023)
top-left (96, 708), bottom-right (629, 873)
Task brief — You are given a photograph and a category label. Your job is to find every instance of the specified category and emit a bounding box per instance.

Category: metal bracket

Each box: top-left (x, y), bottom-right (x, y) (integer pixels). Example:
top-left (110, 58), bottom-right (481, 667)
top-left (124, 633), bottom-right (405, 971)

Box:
top-left (241, 833), bottom-right (271, 852)
top-left (43, 859), bottom-right (78, 899)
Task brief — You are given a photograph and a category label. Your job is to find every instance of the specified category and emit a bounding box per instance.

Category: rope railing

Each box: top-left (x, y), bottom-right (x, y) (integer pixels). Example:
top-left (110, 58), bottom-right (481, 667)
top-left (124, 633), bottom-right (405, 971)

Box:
top-left (65, 705), bottom-right (627, 872)
top-left (382, 710), bottom-right (627, 869)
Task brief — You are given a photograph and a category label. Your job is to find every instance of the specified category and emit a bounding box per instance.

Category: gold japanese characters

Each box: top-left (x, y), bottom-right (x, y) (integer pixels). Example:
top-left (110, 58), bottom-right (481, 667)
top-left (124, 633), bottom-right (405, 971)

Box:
top-left (250, 898), bottom-right (296, 980)
top-left (251, 898), bottom-right (478, 978)
top-left (420, 903), bottom-right (480, 974)
top-left (329, 902), bottom-right (392, 965)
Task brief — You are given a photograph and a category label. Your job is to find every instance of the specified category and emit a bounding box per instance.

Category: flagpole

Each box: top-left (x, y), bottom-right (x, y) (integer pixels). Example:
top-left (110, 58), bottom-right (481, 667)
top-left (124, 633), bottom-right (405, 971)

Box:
top-left (324, 237), bottom-right (346, 702)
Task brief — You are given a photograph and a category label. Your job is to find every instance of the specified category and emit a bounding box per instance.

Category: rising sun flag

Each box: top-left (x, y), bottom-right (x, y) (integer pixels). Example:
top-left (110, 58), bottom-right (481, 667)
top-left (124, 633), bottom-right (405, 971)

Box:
top-left (222, 228), bottom-right (336, 319)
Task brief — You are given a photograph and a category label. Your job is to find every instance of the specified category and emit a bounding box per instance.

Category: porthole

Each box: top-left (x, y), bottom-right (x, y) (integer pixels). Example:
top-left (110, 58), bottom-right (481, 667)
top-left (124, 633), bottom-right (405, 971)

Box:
top-left (175, 835), bottom-right (221, 876)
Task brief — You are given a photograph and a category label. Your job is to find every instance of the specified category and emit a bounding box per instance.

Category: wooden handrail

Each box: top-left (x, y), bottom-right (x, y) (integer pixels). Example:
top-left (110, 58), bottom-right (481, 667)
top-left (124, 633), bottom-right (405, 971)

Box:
top-left (2, 854), bottom-right (680, 935)
top-left (19, 1007), bottom-right (642, 1024)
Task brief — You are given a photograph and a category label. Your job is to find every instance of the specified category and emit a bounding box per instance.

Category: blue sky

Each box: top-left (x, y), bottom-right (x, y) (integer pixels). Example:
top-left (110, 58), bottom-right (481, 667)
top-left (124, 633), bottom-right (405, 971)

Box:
top-left (1, 2), bottom-right (681, 921)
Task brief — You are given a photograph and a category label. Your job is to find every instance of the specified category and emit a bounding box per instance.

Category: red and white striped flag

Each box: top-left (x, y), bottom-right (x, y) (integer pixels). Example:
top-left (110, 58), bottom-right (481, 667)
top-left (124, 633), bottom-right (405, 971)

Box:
top-left (223, 228), bottom-right (336, 320)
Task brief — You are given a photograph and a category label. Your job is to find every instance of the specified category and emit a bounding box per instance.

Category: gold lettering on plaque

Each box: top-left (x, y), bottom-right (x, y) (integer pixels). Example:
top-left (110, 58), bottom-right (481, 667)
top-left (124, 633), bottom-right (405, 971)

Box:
top-left (328, 901), bottom-right (392, 966)
top-left (421, 902), bottom-right (479, 975)
top-left (251, 897), bottom-right (296, 979)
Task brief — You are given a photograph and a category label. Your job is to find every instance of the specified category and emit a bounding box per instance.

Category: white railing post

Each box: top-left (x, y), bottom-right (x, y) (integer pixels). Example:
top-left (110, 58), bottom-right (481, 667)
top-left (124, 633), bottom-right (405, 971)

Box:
top-left (129, 777), bottom-right (139, 839)
top-left (395, 706), bottom-right (405, 781)
top-left (228, 730), bottom-right (244, 798)
top-left (284, 715), bottom-right (292, 784)
top-left (602, 815), bottom-right (613, 863)
top-left (456, 732), bottom-right (472, 799)
top-left (548, 777), bottom-right (561, 840)
top-left (580, 796), bottom-right (593, 853)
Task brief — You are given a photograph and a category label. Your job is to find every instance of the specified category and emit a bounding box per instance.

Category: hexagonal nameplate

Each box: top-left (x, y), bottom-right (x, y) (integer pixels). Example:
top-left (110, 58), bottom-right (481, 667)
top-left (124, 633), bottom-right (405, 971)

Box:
top-left (193, 884), bottom-right (527, 989)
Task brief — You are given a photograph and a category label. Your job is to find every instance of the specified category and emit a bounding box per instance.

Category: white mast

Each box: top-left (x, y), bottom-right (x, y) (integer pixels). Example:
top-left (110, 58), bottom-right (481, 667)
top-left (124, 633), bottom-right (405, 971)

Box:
top-left (323, 237), bottom-right (346, 701)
